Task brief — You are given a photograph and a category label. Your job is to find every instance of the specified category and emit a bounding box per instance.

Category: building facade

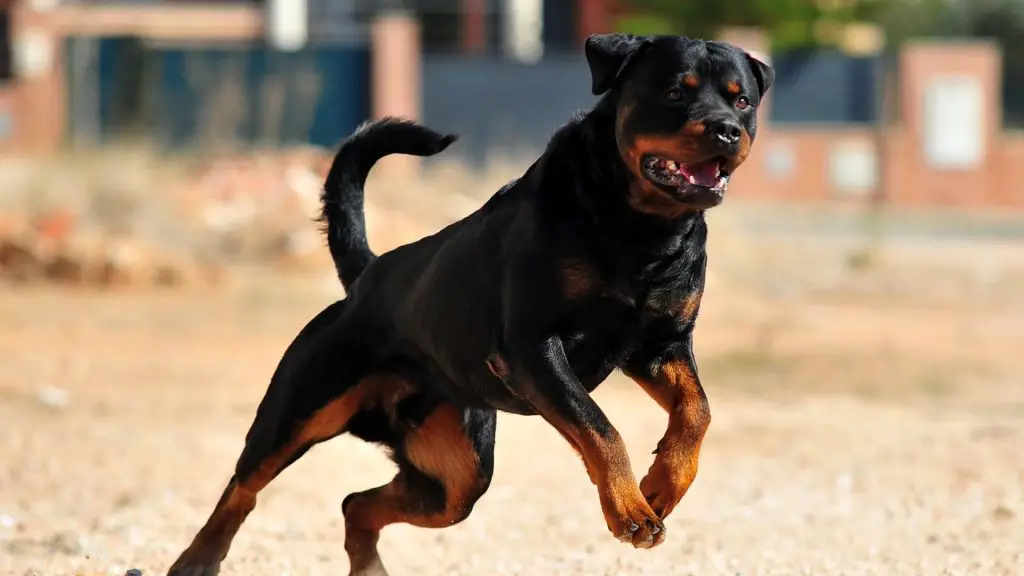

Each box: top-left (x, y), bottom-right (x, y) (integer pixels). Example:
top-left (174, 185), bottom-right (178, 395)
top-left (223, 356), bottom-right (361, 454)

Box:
top-left (1, 1), bottom-right (1022, 210)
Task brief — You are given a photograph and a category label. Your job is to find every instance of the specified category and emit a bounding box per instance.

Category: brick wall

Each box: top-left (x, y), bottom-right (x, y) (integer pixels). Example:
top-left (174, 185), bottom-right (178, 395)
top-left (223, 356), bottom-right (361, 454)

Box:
top-left (721, 31), bottom-right (1024, 211)
top-left (3, 8), bottom-right (1023, 212)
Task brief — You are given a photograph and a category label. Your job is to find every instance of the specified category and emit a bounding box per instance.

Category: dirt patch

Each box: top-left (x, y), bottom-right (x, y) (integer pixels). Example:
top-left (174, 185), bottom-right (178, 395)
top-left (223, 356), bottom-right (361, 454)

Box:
top-left (2, 149), bottom-right (1023, 575)
top-left (1, 267), bottom-right (1022, 575)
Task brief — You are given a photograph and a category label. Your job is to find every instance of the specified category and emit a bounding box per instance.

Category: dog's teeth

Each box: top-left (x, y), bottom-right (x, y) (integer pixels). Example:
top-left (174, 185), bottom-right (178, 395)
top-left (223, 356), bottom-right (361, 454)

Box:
top-left (688, 174), bottom-right (697, 185)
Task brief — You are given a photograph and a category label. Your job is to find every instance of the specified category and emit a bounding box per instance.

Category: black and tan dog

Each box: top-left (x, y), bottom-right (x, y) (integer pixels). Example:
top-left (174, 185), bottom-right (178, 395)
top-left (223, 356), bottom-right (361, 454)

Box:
top-left (168, 33), bottom-right (773, 576)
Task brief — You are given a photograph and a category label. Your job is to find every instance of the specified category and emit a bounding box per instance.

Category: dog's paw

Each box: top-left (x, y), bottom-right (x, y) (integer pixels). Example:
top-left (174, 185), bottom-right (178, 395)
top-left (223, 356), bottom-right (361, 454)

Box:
top-left (640, 454), bottom-right (695, 520)
top-left (167, 564), bottom-right (220, 576)
top-left (602, 487), bottom-right (666, 549)
top-left (167, 551), bottom-right (222, 576)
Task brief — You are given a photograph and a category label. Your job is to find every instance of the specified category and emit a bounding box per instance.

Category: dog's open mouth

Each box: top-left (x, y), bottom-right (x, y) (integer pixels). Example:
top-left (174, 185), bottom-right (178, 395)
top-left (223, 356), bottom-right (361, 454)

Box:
top-left (642, 155), bottom-right (730, 193)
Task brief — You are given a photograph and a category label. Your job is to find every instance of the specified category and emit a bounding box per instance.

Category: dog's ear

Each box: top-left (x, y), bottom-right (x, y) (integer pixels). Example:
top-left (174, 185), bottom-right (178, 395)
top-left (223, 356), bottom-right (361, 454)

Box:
top-left (585, 33), bottom-right (652, 96)
top-left (745, 52), bottom-right (774, 98)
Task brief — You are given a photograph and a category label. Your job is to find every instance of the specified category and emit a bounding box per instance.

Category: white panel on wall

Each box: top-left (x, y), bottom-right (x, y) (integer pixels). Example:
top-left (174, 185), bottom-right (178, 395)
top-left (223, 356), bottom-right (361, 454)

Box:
top-left (13, 29), bottom-right (53, 80)
top-left (504, 0), bottom-right (544, 63)
top-left (829, 139), bottom-right (877, 196)
top-left (764, 139), bottom-right (796, 179)
top-left (266, 0), bottom-right (308, 52)
top-left (922, 75), bottom-right (985, 170)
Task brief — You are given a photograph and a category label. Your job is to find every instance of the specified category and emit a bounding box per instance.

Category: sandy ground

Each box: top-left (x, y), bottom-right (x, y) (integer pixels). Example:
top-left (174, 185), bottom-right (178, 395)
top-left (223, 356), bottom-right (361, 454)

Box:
top-left (1, 267), bottom-right (1022, 576)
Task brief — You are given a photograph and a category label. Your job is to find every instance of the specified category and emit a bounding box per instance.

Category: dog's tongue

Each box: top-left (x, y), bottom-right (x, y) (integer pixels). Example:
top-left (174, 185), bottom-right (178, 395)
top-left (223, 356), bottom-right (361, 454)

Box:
top-left (680, 160), bottom-right (720, 187)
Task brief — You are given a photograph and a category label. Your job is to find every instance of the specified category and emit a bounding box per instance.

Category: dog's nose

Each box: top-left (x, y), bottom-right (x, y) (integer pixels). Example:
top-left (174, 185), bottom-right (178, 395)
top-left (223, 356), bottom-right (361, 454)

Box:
top-left (709, 119), bottom-right (742, 148)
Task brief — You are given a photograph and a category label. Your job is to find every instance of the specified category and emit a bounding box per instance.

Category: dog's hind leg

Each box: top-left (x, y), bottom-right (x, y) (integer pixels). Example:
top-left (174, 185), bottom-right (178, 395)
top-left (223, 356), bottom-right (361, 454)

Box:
top-left (342, 403), bottom-right (496, 576)
top-left (166, 302), bottom-right (391, 576)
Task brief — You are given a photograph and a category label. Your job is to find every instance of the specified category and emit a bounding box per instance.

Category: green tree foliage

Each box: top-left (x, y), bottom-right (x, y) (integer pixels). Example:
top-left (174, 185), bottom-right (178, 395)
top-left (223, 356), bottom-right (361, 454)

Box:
top-left (620, 0), bottom-right (870, 49)
top-left (617, 0), bottom-right (979, 51)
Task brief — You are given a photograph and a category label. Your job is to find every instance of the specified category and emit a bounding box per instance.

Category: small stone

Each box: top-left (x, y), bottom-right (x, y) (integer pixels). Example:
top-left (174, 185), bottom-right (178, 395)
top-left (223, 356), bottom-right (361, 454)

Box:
top-left (991, 504), bottom-right (1015, 521)
top-left (35, 385), bottom-right (71, 409)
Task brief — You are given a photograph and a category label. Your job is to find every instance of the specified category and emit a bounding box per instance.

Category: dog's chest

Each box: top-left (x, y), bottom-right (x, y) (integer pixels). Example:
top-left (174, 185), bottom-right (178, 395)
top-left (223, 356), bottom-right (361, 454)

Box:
top-left (604, 254), bottom-right (702, 316)
top-left (562, 274), bottom-right (696, 389)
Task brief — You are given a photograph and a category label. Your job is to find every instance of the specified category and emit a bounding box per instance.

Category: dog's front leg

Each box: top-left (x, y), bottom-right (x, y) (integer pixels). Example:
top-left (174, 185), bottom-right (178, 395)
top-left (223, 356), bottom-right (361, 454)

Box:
top-left (623, 334), bottom-right (710, 521)
top-left (507, 335), bottom-right (665, 549)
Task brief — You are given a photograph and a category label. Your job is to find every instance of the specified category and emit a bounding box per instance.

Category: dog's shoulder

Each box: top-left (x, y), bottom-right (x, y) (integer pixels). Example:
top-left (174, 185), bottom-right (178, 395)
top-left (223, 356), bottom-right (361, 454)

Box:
top-left (470, 108), bottom-right (619, 257)
top-left (479, 177), bottom-right (523, 215)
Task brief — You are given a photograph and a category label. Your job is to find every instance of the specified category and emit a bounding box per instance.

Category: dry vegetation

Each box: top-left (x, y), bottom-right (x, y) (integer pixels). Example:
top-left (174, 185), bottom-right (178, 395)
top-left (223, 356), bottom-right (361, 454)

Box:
top-left (1, 150), bottom-right (1023, 575)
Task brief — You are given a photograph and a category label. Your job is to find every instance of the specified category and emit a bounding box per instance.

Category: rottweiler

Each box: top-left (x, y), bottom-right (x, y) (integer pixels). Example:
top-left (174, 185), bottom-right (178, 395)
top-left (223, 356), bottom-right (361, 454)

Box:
top-left (167, 32), bottom-right (773, 576)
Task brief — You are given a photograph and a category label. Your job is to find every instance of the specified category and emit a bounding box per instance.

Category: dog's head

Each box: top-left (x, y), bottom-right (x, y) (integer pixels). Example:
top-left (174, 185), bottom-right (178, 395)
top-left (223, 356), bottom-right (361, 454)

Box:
top-left (586, 33), bottom-right (774, 214)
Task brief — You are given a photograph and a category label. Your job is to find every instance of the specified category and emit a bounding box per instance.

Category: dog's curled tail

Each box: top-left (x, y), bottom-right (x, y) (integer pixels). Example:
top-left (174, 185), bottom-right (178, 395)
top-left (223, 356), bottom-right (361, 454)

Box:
top-left (319, 117), bottom-right (458, 290)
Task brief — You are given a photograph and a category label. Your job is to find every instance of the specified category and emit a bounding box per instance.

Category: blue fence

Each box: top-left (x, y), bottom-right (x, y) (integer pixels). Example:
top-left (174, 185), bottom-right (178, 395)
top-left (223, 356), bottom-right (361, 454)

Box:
top-left (768, 50), bottom-right (883, 126)
top-left (66, 37), bottom-right (371, 150)
top-left (67, 41), bottom-right (888, 158)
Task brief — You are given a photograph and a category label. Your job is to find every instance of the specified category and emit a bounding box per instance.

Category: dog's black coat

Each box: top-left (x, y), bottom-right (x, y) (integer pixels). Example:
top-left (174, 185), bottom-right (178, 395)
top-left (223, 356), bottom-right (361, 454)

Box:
top-left (168, 33), bottom-right (773, 576)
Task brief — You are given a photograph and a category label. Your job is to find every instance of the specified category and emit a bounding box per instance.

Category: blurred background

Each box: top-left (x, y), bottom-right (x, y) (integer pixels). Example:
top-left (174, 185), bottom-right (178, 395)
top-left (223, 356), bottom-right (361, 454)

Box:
top-left (1, 1), bottom-right (1023, 575)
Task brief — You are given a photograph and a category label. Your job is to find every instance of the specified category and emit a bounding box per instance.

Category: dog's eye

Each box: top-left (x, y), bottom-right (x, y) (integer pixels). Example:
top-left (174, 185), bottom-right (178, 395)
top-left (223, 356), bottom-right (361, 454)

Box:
top-left (735, 96), bottom-right (751, 111)
top-left (665, 88), bottom-right (683, 102)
